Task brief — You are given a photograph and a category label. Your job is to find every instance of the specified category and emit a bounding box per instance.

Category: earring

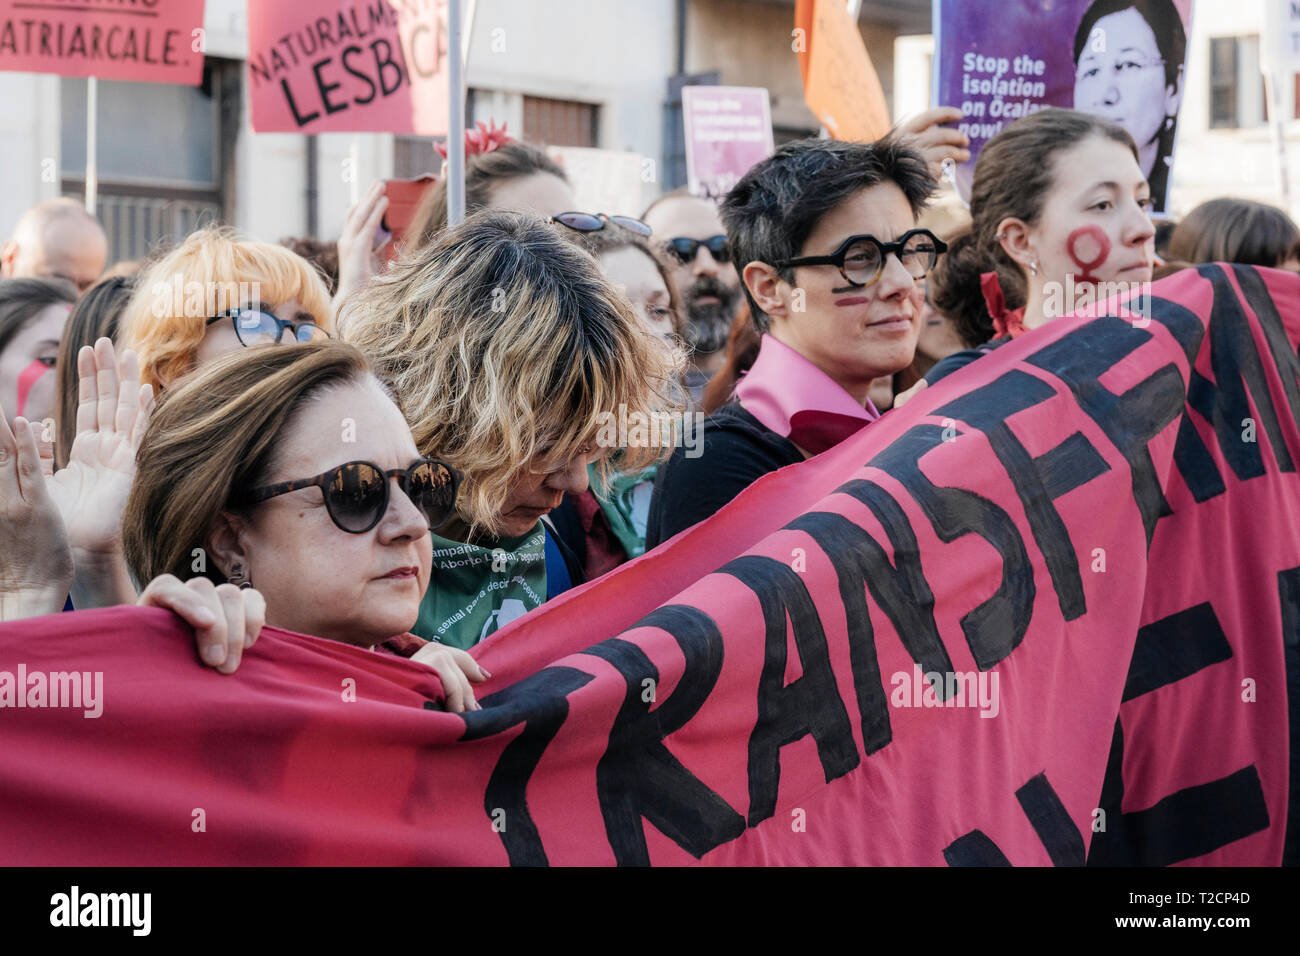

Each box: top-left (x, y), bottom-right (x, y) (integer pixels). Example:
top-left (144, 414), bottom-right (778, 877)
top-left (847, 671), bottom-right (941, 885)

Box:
top-left (1030, 261), bottom-right (1039, 276)
top-left (229, 563), bottom-right (252, 590)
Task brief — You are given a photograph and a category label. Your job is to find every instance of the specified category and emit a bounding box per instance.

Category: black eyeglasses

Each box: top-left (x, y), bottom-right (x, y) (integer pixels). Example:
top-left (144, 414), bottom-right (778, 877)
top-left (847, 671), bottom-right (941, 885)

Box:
top-left (778, 229), bottom-right (947, 288)
top-left (551, 212), bottom-right (653, 236)
top-left (243, 458), bottom-right (460, 534)
top-left (206, 307), bottom-right (330, 348)
top-left (665, 235), bottom-right (730, 265)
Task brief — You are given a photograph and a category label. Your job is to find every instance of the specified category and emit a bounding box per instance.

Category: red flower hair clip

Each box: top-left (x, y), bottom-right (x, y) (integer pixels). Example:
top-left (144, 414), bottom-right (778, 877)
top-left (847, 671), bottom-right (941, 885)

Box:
top-left (436, 120), bottom-right (511, 159)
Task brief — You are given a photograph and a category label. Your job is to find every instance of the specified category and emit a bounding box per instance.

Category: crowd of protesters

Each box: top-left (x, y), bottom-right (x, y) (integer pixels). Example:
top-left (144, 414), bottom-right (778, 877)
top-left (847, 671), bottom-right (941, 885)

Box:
top-left (1, 103), bottom-right (1297, 713)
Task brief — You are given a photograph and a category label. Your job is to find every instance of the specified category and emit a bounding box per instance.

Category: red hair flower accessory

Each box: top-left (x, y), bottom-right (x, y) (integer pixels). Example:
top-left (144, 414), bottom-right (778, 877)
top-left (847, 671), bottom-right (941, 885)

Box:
top-left (436, 120), bottom-right (511, 159)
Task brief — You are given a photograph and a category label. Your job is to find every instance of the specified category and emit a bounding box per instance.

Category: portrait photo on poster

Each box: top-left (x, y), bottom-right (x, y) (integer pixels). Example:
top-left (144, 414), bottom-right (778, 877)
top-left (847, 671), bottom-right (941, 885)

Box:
top-left (933, 0), bottom-right (1191, 216)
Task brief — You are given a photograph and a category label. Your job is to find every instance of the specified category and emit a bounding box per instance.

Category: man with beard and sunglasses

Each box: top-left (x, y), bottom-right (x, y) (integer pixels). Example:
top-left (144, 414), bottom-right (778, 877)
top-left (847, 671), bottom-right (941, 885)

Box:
top-left (645, 136), bottom-right (944, 548)
top-left (642, 191), bottom-right (743, 404)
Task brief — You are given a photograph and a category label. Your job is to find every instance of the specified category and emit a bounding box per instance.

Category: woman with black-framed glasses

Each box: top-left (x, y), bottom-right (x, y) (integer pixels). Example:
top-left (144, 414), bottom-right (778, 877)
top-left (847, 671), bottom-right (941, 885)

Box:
top-left (777, 229), bottom-right (947, 289)
top-left (205, 306), bottom-right (330, 349)
top-left (120, 341), bottom-right (489, 713)
top-left (120, 225), bottom-right (334, 393)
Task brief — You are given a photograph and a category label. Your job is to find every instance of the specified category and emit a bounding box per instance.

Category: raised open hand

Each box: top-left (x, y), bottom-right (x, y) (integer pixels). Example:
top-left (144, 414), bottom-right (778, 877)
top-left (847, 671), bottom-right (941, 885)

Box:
top-left (45, 338), bottom-right (153, 607)
top-left (0, 408), bottom-right (73, 620)
top-left (333, 179), bottom-right (389, 321)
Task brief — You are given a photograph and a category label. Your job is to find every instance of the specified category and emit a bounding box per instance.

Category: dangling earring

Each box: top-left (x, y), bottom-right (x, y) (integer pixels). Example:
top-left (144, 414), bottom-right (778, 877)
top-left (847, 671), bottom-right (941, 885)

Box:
top-left (229, 562), bottom-right (252, 590)
top-left (1030, 261), bottom-right (1039, 276)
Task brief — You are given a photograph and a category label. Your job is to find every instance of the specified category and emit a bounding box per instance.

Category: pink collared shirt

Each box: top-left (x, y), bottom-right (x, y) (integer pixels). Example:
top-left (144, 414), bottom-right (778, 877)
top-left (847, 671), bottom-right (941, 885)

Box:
top-left (732, 334), bottom-right (881, 455)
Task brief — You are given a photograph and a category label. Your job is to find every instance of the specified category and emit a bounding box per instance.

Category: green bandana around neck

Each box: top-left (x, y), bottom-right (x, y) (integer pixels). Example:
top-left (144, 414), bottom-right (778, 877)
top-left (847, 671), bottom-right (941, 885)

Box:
top-left (411, 523), bottom-right (547, 649)
top-left (591, 463), bottom-right (657, 559)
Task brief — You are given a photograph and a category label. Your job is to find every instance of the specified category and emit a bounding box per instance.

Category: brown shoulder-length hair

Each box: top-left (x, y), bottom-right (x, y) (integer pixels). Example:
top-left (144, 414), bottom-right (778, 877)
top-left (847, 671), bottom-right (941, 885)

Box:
top-left (122, 341), bottom-right (381, 586)
top-left (404, 141), bottom-right (569, 253)
top-left (1165, 198), bottom-right (1300, 268)
top-left (53, 275), bottom-right (136, 469)
top-left (971, 108), bottom-right (1138, 312)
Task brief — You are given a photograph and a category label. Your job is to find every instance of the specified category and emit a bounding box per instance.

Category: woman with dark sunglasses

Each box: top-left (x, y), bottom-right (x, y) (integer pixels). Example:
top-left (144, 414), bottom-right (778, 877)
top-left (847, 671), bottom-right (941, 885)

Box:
top-left (119, 341), bottom-right (488, 713)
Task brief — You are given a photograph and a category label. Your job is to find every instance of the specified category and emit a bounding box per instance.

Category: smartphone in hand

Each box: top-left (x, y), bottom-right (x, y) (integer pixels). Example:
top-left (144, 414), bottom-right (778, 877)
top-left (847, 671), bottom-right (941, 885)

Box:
top-left (381, 175), bottom-right (438, 256)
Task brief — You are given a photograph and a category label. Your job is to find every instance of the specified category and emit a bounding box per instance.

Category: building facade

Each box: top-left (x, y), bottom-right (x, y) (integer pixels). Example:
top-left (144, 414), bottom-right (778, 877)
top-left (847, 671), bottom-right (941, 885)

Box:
top-left (0, 0), bottom-right (1291, 263)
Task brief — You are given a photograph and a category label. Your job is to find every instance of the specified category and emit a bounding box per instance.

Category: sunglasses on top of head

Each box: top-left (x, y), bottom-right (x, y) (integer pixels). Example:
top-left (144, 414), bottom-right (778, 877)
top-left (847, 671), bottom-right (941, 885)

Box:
top-left (207, 307), bottom-right (330, 348)
top-left (551, 212), bottom-right (653, 236)
top-left (241, 458), bottom-right (461, 534)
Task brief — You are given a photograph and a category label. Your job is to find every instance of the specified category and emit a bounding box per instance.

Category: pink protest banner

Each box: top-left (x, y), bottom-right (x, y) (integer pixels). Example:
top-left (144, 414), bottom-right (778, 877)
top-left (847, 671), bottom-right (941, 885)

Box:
top-left (246, 0), bottom-right (449, 135)
top-left (0, 0), bottom-right (205, 85)
top-left (0, 265), bottom-right (1295, 865)
top-left (682, 86), bottom-right (774, 201)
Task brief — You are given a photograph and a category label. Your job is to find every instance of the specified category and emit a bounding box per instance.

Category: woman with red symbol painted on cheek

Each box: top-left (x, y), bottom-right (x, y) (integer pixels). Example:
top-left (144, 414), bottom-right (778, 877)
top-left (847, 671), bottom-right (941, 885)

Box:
top-left (897, 108), bottom-right (1155, 404)
top-left (0, 278), bottom-right (75, 431)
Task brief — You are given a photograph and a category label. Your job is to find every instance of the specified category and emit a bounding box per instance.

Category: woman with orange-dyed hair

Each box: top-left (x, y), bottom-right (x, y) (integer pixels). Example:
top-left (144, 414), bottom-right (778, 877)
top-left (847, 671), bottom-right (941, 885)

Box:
top-left (119, 226), bottom-right (333, 392)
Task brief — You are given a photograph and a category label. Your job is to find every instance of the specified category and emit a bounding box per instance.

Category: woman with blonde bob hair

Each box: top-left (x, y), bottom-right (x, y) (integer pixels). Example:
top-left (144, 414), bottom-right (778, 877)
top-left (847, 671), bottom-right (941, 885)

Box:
top-left (120, 225), bottom-right (334, 392)
top-left (342, 209), bottom-right (680, 648)
top-left (121, 341), bottom-right (488, 711)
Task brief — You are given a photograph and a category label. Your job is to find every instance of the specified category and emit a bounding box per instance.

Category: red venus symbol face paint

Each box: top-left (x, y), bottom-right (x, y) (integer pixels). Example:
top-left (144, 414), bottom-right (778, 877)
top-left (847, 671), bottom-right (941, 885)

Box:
top-left (15, 360), bottom-right (51, 419)
top-left (1065, 225), bottom-right (1112, 283)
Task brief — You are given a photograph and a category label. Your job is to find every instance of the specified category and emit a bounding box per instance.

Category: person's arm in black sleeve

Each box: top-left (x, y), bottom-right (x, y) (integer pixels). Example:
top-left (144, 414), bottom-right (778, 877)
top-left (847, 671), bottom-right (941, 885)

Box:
top-left (646, 417), bottom-right (800, 548)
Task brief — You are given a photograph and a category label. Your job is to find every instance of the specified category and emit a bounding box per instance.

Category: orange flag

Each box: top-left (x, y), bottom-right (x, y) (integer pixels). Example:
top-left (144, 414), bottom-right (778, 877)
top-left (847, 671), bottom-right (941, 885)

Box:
top-left (798, 0), bottom-right (891, 141)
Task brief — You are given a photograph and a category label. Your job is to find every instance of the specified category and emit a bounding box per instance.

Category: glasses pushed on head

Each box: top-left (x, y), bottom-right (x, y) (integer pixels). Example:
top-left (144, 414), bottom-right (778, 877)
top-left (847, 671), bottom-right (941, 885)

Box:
top-left (551, 211), bottom-right (653, 237)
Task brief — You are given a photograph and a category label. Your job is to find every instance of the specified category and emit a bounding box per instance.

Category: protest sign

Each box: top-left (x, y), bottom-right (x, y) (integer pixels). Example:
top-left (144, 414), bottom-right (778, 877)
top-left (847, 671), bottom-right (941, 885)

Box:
top-left (796, 0), bottom-right (890, 142)
top-left (681, 86), bottom-right (774, 201)
top-left (246, 0), bottom-right (449, 135)
top-left (1262, 0), bottom-right (1300, 75)
top-left (0, 0), bottom-right (205, 85)
top-left (0, 264), bottom-right (1295, 865)
top-left (934, 0), bottom-right (1193, 215)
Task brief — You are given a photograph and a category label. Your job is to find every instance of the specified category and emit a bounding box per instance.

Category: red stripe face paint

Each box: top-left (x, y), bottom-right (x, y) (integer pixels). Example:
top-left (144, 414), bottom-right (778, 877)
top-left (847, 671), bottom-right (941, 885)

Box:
top-left (1066, 225), bottom-right (1111, 283)
top-left (15, 360), bottom-right (50, 419)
